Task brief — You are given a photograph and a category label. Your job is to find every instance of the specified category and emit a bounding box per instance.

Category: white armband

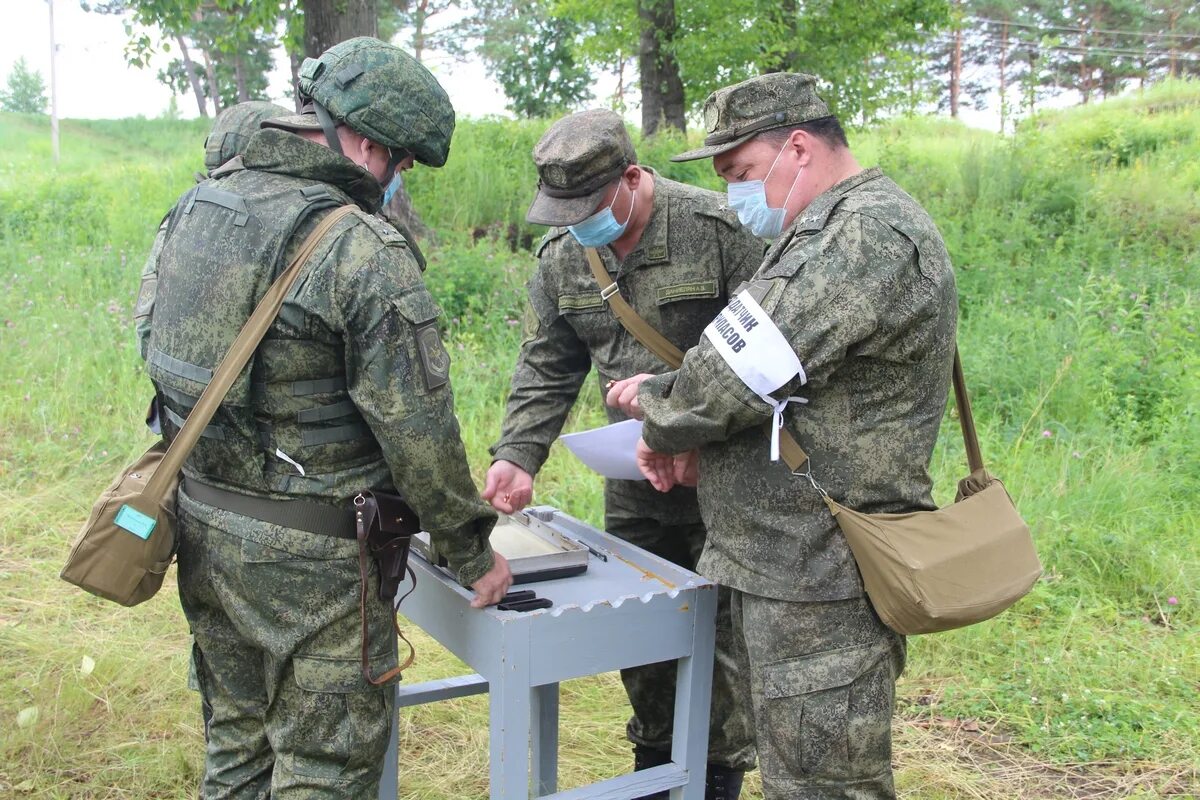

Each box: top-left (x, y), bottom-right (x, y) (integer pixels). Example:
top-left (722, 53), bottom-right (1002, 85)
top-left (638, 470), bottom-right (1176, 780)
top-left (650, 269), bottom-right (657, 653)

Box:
top-left (703, 290), bottom-right (807, 461)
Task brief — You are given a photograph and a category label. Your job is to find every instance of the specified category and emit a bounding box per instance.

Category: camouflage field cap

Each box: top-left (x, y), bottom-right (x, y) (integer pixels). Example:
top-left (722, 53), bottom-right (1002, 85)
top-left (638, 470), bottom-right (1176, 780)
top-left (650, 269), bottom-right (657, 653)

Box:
top-left (204, 100), bottom-right (291, 172)
top-left (526, 109), bottom-right (637, 227)
top-left (264, 37), bottom-right (455, 167)
top-left (672, 72), bottom-right (831, 162)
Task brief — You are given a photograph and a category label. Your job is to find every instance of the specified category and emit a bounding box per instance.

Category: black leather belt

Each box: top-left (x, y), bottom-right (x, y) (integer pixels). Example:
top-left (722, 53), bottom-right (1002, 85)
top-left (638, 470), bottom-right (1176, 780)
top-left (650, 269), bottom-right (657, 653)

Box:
top-left (182, 478), bottom-right (357, 539)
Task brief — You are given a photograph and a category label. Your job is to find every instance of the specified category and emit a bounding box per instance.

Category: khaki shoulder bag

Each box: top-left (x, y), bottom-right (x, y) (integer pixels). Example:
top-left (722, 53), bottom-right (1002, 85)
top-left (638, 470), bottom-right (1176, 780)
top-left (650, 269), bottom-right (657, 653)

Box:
top-left (61, 205), bottom-right (358, 607)
top-left (587, 247), bottom-right (1042, 635)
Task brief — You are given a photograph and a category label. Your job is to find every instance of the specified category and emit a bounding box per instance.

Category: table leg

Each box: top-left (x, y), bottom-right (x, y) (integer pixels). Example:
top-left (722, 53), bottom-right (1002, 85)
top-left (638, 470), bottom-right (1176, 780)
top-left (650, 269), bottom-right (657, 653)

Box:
top-left (379, 685), bottom-right (401, 800)
top-left (669, 585), bottom-right (717, 800)
top-left (531, 682), bottom-right (559, 796)
top-left (489, 624), bottom-right (534, 799)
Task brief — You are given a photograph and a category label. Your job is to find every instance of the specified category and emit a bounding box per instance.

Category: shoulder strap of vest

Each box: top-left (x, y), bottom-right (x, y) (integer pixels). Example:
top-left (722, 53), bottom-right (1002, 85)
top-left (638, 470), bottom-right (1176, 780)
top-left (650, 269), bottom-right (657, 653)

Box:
top-left (583, 246), bottom-right (810, 473)
top-left (140, 205), bottom-right (358, 503)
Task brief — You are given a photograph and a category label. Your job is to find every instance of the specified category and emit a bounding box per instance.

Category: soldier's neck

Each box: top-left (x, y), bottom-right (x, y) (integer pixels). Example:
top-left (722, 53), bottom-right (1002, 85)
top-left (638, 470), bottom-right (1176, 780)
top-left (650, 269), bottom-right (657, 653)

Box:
top-left (609, 170), bottom-right (656, 262)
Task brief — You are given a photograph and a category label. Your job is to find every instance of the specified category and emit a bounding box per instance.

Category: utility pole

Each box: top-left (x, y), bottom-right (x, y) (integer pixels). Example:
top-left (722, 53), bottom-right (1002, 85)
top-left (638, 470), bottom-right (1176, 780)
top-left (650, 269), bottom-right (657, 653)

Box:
top-left (48, 0), bottom-right (60, 164)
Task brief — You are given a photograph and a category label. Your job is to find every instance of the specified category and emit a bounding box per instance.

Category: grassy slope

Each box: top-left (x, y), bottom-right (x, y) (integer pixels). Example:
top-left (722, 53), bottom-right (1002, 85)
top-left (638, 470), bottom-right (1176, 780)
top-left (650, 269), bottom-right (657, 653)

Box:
top-left (0, 85), bottom-right (1196, 798)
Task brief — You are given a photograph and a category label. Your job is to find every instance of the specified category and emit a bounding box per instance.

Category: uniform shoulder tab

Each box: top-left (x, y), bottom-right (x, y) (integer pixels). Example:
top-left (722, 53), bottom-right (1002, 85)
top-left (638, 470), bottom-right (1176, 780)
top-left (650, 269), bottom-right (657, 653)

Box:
top-left (675, 181), bottom-right (740, 229)
top-left (693, 200), bottom-right (743, 230)
top-left (352, 208), bottom-right (410, 247)
top-left (535, 227), bottom-right (570, 258)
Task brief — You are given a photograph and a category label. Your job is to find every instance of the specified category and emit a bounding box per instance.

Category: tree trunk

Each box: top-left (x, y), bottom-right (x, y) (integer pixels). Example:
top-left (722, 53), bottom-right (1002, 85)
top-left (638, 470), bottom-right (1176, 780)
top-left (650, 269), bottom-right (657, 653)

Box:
top-left (289, 51), bottom-right (303, 111)
top-left (950, 24), bottom-right (962, 118)
top-left (1168, 11), bottom-right (1179, 78)
top-left (235, 54), bottom-right (249, 102)
top-left (175, 35), bottom-right (208, 118)
top-left (413, 0), bottom-right (429, 63)
top-left (303, 0), bottom-right (378, 57)
top-left (637, 0), bottom-right (685, 136)
top-left (999, 22), bottom-right (1008, 134)
top-left (202, 46), bottom-right (221, 114)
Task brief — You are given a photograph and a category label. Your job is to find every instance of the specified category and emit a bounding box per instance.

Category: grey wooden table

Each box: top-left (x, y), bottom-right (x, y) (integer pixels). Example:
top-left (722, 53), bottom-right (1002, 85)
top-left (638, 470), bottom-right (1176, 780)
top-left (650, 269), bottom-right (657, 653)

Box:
top-left (378, 506), bottom-right (717, 800)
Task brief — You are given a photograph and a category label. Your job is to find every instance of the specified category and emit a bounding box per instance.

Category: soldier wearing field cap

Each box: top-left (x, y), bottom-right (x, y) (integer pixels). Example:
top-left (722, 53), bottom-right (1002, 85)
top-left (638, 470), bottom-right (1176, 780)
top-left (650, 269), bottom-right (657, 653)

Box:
top-left (134, 37), bottom-right (510, 797)
top-left (606, 73), bottom-right (958, 799)
top-left (486, 108), bottom-right (761, 799)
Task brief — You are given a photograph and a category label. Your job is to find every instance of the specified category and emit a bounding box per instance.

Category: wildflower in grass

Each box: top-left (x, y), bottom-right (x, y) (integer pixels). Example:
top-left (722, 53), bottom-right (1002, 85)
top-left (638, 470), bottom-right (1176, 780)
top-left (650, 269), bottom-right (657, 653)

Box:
top-left (1042, 430), bottom-right (1052, 438)
top-left (1167, 596), bottom-right (1178, 606)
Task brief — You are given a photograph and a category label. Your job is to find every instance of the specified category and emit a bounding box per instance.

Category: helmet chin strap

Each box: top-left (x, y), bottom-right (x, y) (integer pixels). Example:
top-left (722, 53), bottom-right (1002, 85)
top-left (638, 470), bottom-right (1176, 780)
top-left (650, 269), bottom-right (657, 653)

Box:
top-left (312, 100), bottom-right (344, 157)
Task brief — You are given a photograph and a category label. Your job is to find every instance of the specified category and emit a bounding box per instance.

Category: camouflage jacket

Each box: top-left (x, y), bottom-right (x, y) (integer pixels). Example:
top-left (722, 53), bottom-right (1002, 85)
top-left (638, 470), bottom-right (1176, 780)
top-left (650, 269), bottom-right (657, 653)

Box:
top-left (491, 173), bottom-right (763, 524)
top-left (135, 129), bottom-right (496, 586)
top-left (639, 168), bottom-right (958, 600)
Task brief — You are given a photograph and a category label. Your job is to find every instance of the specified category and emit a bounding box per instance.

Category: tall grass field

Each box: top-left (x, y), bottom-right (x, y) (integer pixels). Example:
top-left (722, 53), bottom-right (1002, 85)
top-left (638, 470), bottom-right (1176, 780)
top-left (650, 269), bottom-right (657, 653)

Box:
top-left (1, 82), bottom-right (1197, 798)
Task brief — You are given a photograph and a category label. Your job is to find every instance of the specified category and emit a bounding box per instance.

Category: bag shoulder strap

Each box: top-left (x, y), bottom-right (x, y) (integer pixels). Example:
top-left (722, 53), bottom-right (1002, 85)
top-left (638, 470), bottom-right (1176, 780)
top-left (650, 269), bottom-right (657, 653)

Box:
top-left (143, 204), bottom-right (359, 500)
top-left (952, 348), bottom-right (985, 473)
top-left (585, 247), bottom-right (685, 367)
top-left (584, 247), bottom-right (810, 472)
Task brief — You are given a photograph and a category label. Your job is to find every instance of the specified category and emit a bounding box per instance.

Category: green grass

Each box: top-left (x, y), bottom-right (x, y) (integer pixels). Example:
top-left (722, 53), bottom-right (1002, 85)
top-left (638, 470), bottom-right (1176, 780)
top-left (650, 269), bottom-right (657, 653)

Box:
top-left (1, 81), bottom-right (1198, 798)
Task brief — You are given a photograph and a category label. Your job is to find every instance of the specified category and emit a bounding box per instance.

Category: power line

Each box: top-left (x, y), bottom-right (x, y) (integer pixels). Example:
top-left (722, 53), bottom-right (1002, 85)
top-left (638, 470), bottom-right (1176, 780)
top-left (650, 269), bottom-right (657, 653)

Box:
top-left (933, 33), bottom-right (1200, 62)
top-left (968, 15), bottom-right (1200, 43)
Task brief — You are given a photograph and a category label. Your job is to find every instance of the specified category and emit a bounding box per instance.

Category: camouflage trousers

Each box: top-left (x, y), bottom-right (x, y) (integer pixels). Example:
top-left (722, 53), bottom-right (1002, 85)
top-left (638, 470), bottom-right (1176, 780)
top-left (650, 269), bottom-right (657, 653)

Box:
top-left (605, 512), bottom-right (757, 772)
top-left (177, 488), bottom-right (400, 799)
top-left (730, 590), bottom-right (906, 800)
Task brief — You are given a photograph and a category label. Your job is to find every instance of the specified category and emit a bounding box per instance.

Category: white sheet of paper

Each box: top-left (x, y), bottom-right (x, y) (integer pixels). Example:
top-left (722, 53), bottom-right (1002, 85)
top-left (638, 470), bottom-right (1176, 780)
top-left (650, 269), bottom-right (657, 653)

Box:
top-left (559, 418), bottom-right (646, 481)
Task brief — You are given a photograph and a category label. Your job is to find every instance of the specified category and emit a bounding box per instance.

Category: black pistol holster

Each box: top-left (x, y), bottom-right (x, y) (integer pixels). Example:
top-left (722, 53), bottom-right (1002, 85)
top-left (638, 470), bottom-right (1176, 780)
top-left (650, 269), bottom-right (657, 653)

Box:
top-left (354, 491), bottom-right (421, 685)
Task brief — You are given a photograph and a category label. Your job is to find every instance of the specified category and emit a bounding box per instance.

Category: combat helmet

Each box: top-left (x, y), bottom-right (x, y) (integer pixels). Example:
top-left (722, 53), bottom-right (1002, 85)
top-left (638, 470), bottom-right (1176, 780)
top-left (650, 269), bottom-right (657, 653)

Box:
top-left (293, 36), bottom-right (455, 168)
top-left (203, 100), bottom-right (291, 173)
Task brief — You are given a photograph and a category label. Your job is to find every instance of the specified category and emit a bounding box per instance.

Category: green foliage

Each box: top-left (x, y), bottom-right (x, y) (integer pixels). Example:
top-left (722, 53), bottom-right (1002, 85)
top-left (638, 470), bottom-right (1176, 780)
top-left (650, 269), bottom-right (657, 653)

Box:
top-left (85, 0), bottom-right (287, 116)
top-left (0, 57), bottom-right (48, 115)
top-left (555, 0), bottom-right (951, 123)
top-left (473, 1), bottom-right (594, 118)
top-left (0, 82), bottom-right (1198, 795)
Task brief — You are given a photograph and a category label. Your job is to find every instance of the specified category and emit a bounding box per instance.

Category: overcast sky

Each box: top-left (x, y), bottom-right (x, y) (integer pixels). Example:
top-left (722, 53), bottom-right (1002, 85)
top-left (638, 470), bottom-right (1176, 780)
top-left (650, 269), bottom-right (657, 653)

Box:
top-left (5, 0), bottom-right (1013, 130)
top-left (2, 0), bottom-right (513, 120)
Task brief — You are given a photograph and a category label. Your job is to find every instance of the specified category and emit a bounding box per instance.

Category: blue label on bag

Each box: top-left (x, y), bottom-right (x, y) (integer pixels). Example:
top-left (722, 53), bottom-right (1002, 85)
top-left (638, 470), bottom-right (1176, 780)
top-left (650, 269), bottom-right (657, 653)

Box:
top-left (115, 504), bottom-right (156, 540)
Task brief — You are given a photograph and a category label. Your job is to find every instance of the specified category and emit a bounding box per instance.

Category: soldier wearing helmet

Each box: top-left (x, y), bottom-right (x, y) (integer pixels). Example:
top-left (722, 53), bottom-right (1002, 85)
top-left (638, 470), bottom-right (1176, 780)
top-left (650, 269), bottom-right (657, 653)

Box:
top-left (203, 100), bottom-right (292, 176)
top-left (133, 37), bottom-right (511, 797)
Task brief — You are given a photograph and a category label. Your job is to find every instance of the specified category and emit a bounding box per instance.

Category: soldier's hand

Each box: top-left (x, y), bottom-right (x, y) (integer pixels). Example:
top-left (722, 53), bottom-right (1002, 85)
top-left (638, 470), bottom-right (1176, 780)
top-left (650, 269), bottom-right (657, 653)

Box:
top-left (636, 437), bottom-right (676, 492)
top-left (673, 449), bottom-right (700, 487)
top-left (469, 552), bottom-right (513, 608)
top-left (482, 460), bottom-right (534, 514)
top-left (605, 373), bottom-right (655, 419)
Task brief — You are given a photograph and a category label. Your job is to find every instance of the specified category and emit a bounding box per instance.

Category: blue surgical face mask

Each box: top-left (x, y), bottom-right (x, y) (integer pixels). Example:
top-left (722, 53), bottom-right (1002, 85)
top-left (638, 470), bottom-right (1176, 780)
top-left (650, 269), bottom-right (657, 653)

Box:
top-left (568, 182), bottom-right (636, 247)
top-left (382, 173), bottom-right (403, 206)
top-left (727, 142), bottom-right (803, 239)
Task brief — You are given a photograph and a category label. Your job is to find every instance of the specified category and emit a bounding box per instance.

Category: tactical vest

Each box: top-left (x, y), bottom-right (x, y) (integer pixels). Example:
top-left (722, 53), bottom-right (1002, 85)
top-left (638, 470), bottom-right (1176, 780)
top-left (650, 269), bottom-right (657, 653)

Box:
top-left (147, 169), bottom-right (379, 498)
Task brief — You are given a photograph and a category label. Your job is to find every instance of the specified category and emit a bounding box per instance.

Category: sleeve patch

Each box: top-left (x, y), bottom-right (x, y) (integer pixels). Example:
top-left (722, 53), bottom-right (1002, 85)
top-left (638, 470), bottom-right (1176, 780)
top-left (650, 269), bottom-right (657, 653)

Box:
top-left (416, 322), bottom-right (450, 390)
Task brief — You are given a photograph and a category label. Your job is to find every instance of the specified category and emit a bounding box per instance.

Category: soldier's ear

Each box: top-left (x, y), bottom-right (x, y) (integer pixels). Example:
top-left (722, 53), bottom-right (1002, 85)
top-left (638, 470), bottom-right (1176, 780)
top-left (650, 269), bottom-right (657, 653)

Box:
top-left (624, 165), bottom-right (642, 190)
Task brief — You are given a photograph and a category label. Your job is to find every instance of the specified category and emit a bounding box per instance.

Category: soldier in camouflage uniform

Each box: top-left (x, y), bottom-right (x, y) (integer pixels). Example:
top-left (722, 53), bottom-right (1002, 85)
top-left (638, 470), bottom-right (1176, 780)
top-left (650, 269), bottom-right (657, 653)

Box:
top-left (484, 109), bottom-right (761, 800)
top-left (134, 38), bottom-right (511, 798)
top-left (202, 101), bottom-right (292, 177)
top-left (608, 73), bottom-right (958, 799)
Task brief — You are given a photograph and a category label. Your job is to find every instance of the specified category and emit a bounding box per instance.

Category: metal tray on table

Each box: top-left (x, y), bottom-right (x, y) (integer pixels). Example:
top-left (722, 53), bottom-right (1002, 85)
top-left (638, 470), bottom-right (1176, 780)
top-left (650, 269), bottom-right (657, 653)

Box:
top-left (412, 510), bottom-right (590, 584)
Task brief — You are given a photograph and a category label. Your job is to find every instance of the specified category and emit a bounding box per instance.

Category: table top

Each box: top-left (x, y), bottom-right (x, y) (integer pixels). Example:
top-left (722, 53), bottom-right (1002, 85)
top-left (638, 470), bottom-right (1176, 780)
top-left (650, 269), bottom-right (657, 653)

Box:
top-left (412, 506), bottom-right (714, 617)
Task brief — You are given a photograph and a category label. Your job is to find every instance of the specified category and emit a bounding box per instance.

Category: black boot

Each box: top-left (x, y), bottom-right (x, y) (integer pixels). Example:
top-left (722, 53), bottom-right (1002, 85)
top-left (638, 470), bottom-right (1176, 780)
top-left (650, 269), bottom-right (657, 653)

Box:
top-left (705, 764), bottom-right (745, 800)
top-left (632, 744), bottom-right (671, 800)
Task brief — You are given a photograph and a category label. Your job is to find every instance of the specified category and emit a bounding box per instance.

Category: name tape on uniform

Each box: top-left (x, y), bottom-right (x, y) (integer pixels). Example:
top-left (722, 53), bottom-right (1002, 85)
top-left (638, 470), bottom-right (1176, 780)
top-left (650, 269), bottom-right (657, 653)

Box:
top-left (704, 290), bottom-right (805, 396)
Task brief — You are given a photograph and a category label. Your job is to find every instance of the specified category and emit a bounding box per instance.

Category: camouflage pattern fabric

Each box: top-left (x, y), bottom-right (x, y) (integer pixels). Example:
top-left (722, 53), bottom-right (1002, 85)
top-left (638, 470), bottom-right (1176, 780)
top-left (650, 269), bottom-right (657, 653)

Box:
top-left (637, 165), bottom-right (956, 796)
top-left (492, 173), bottom-right (762, 768)
top-left (137, 127), bottom-right (496, 796)
top-left (732, 590), bottom-right (905, 799)
top-left (204, 100), bottom-right (291, 174)
top-left (673, 72), bottom-right (831, 163)
top-left (639, 167), bottom-right (958, 602)
top-left (177, 490), bottom-right (399, 798)
top-left (274, 37), bottom-right (455, 167)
